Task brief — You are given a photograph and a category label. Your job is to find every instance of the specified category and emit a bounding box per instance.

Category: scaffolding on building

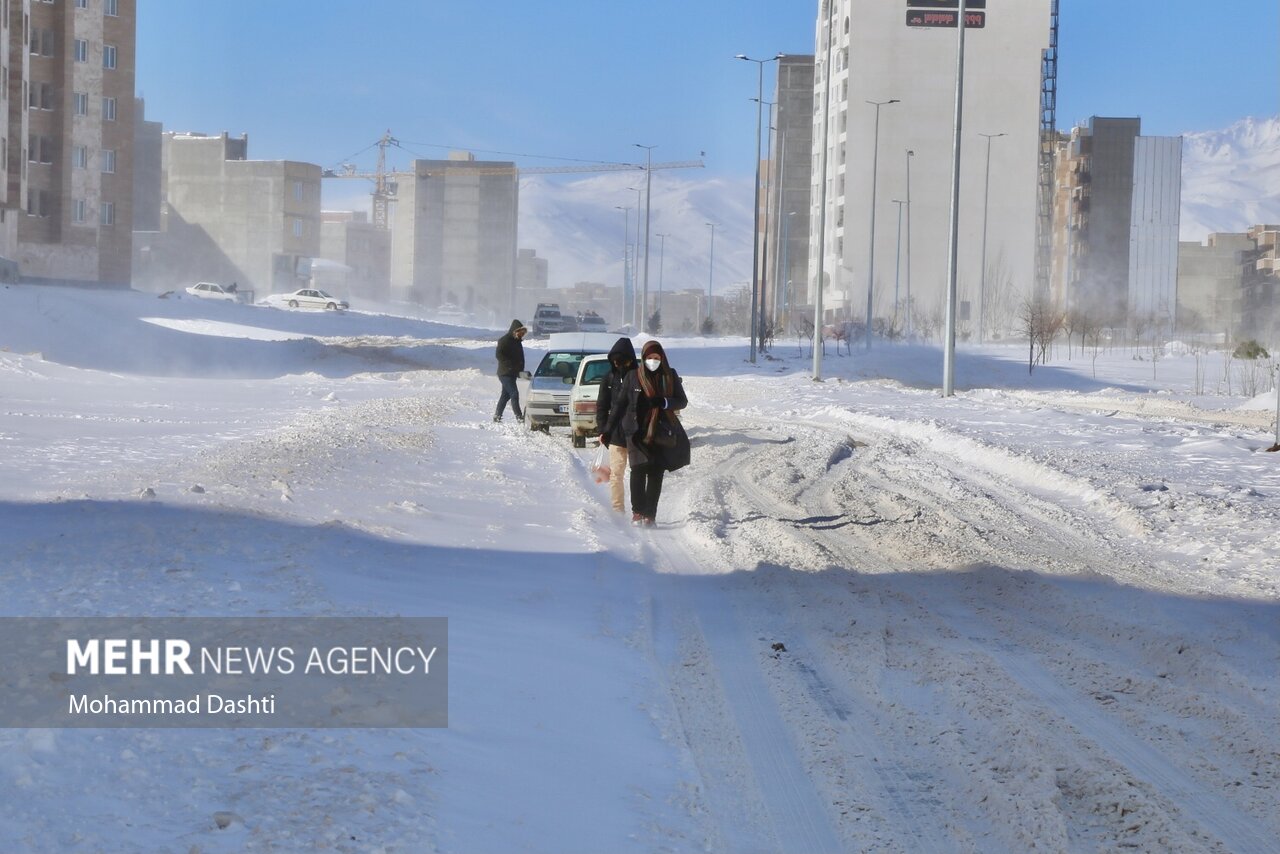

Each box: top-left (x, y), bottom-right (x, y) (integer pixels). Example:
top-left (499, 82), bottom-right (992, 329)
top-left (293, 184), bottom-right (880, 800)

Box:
top-left (1035, 0), bottom-right (1060, 300)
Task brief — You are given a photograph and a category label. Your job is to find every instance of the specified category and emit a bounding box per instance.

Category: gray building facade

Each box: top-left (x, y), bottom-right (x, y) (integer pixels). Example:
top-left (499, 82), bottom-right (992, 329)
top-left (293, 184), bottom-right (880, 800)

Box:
top-left (767, 54), bottom-right (814, 328)
top-left (1070, 117), bottom-right (1141, 320)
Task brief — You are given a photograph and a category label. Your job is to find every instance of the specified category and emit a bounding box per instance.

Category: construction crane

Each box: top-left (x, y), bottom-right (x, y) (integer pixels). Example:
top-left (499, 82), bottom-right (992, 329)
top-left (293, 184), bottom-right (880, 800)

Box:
top-left (322, 132), bottom-right (704, 229)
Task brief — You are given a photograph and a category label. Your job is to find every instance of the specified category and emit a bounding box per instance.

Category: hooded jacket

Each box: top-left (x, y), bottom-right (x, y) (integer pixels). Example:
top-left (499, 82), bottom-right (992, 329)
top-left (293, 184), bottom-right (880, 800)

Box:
top-left (619, 341), bottom-right (690, 471)
top-left (596, 337), bottom-right (637, 447)
top-left (495, 319), bottom-right (526, 377)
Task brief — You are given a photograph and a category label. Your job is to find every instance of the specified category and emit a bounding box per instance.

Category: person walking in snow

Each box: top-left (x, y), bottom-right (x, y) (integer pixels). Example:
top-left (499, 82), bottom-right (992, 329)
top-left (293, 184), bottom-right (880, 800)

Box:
top-left (608, 339), bottom-right (689, 526)
top-left (493, 319), bottom-right (527, 422)
top-left (596, 337), bottom-right (638, 513)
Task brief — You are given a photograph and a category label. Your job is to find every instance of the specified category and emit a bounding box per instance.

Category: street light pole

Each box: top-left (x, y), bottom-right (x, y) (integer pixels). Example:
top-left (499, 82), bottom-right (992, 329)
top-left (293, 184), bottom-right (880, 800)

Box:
top-left (905, 149), bottom-right (914, 339)
top-left (737, 53), bottom-right (783, 363)
top-left (614, 205), bottom-right (630, 325)
top-left (865, 98), bottom-right (899, 351)
top-left (978, 131), bottom-right (1006, 345)
top-left (635, 143), bottom-right (657, 334)
top-left (892, 199), bottom-right (905, 334)
top-left (943, 1), bottom-right (969, 397)
top-left (780, 211), bottom-right (796, 329)
top-left (705, 222), bottom-right (716, 332)
top-left (813, 9), bottom-right (834, 381)
top-left (655, 233), bottom-right (669, 314)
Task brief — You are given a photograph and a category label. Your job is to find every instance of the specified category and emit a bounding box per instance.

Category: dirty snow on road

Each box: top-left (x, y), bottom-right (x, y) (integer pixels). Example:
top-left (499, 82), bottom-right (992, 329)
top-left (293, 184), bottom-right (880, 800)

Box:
top-left (0, 285), bottom-right (1276, 853)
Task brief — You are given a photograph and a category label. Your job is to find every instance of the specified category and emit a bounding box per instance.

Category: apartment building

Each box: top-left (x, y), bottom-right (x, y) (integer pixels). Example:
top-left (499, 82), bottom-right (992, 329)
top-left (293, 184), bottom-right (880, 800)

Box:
top-left (18, 0), bottom-right (134, 285)
top-left (390, 151), bottom-right (518, 326)
top-left (766, 53), bottom-right (813, 327)
top-left (1240, 224), bottom-right (1280, 342)
top-left (1176, 233), bottom-right (1253, 337)
top-left (133, 131), bottom-right (321, 294)
top-left (318, 209), bottom-right (390, 303)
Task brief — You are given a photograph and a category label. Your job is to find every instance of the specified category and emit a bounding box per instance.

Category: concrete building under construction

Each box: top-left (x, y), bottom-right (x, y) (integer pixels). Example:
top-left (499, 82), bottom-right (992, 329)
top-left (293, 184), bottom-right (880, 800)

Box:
top-left (390, 151), bottom-right (518, 325)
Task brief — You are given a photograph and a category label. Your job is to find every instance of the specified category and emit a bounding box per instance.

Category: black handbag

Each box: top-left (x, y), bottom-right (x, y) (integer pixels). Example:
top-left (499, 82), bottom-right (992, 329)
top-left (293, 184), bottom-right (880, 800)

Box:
top-left (648, 417), bottom-right (678, 448)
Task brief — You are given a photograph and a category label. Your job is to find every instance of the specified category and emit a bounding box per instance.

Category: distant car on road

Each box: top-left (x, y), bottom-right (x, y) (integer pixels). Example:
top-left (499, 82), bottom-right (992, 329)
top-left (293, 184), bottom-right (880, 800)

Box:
top-left (268, 288), bottom-right (349, 311)
top-left (530, 303), bottom-right (564, 336)
top-left (185, 282), bottom-right (238, 302)
top-left (577, 311), bottom-right (608, 334)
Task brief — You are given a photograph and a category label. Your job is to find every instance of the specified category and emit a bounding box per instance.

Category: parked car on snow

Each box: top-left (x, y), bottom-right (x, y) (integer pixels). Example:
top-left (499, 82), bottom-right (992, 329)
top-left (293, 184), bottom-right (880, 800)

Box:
top-left (185, 282), bottom-right (238, 302)
top-left (268, 288), bottom-right (349, 311)
top-left (577, 311), bottom-right (609, 334)
top-left (568, 353), bottom-right (612, 447)
top-left (520, 332), bottom-right (619, 432)
top-left (530, 303), bottom-right (564, 336)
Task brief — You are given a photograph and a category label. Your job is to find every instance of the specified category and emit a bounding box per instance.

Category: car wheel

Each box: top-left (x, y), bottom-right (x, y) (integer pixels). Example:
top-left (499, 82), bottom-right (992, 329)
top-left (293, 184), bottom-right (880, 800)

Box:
top-left (326, 302), bottom-right (336, 310)
top-left (288, 300), bottom-right (298, 308)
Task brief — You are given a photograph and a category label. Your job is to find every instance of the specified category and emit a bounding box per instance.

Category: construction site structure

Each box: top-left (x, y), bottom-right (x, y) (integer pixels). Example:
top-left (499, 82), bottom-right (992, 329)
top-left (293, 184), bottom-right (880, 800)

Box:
top-left (1035, 0), bottom-right (1060, 301)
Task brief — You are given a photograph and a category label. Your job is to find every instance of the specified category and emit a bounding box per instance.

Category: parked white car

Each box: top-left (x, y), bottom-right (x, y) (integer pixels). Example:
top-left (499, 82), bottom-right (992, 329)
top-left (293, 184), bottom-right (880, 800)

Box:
top-left (521, 332), bottom-right (618, 434)
top-left (185, 282), bottom-right (238, 302)
top-left (273, 288), bottom-right (349, 311)
top-left (569, 353), bottom-right (613, 447)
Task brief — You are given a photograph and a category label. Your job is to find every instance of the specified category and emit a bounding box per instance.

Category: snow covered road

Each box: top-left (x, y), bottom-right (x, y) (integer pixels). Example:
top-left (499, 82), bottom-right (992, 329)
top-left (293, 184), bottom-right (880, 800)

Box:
top-left (1, 286), bottom-right (1277, 852)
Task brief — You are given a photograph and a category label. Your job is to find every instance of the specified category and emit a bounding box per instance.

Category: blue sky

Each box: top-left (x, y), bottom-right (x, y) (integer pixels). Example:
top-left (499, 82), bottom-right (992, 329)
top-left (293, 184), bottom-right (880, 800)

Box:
top-left (137, 1), bottom-right (1278, 179)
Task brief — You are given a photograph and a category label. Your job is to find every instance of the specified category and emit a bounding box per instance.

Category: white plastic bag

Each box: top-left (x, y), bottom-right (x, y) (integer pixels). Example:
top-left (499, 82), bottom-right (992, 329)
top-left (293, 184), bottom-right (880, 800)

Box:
top-left (591, 444), bottom-right (611, 484)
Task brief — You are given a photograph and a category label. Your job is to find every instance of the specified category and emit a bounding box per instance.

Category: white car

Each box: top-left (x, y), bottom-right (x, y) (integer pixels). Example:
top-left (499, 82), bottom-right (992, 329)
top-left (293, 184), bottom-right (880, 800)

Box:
top-left (569, 353), bottom-right (613, 447)
top-left (277, 288), bottom-right (348, 311)
top-left (185, 282), bottom-right (238, 302)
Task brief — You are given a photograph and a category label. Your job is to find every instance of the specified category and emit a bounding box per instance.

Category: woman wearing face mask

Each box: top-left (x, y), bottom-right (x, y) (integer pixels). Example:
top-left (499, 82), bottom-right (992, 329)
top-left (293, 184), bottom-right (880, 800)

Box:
top-left (618, 340), bottom-right (690, 526)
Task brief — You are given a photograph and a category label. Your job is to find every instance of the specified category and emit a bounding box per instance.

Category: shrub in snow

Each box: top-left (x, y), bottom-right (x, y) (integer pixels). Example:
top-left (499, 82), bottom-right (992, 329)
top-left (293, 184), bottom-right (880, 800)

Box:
top-left (1232, 339), bottom-right (1269, 360)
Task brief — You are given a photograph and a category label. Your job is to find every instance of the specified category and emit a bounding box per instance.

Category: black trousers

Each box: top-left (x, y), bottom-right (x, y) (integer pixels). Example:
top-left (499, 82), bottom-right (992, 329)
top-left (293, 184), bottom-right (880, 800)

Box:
top-left (630, 464), bottom-right (665, 519)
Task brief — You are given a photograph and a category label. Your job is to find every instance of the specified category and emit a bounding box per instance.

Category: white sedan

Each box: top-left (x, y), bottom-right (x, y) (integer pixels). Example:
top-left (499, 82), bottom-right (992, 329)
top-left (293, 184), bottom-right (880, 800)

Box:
top-left (185, 282), bottom-right (238, 302)
top-left (272, 288), bottom-right (349, 311)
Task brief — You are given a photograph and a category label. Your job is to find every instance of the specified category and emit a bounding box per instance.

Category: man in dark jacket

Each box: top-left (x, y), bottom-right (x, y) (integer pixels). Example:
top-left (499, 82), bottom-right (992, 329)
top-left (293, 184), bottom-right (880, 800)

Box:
top-left (596, 337), bottom-right (637, 512)
top-left (493, 319), bottom-right (527, 422)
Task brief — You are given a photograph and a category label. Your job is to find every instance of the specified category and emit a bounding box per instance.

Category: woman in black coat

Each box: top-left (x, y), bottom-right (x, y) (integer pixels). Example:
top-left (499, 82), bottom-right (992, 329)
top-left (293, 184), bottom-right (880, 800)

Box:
top-left (613, 339), bottom-right (689, 526)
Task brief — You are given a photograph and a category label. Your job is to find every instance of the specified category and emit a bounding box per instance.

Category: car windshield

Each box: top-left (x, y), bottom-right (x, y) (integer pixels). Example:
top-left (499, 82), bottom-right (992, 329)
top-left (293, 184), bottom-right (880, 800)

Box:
top-left (578, 360), bottom-right (611, 386)
top-left (535, 351), bottom-right (587, 380)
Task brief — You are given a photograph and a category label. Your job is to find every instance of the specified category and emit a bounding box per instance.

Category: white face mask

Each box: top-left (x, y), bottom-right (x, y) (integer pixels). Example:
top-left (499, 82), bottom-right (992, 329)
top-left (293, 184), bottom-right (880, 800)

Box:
top-left (644, 358), bottom-right (662, 372)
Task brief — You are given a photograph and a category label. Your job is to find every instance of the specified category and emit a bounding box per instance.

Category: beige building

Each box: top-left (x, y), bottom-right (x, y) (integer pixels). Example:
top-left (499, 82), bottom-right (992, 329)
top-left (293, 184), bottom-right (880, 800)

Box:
top-left (318, 210), bottom-right (389, 303)
top-left (1241, 224), bottom-right (1280, 342)
top-left (1176, 233), bottom-right (1252, 337)
top-left (391, 152), bottom-right (518, 326)
top-left (16, 0), bottom-right (135, 285)
top-left (134, 131), bottom-right (320, 295)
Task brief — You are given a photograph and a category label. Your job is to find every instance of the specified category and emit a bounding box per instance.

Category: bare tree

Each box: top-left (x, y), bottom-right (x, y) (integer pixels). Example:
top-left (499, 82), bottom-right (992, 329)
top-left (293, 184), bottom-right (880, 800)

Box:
top-left (1020, 294), bottom-right (1066, 373)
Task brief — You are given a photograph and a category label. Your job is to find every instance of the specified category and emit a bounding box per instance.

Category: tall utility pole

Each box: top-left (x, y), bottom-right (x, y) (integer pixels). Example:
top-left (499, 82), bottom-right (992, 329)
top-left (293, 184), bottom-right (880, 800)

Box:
top-left (737, 53), bottom-right (783, 363)
top-left (705, 222), bottom-right (717, 330)
top-left (813, 10), bottom-right (834, 380)
top-left (655, 233), bottom-right (669, 313)
top-left (978, 131), bottom-right (1006, 345)
top-left (615, 206), bottom-right (630, 324)
top-left (943, 1), bottom-right (969, 397)
top-left (635, 144), bottom-right (657, 333)
top-left (905, 149), bottom-right (914, 338)
top-left (780, 211), bottom-right (796, 328)
top-left (892, 199), bottom-right (906, 332)
top-left (865, 98), bottom-right (899, 351)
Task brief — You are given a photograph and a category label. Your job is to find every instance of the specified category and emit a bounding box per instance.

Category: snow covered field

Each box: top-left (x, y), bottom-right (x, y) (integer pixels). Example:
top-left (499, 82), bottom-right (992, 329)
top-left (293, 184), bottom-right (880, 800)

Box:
top-left (1, 283), bottom-right (1277, 853)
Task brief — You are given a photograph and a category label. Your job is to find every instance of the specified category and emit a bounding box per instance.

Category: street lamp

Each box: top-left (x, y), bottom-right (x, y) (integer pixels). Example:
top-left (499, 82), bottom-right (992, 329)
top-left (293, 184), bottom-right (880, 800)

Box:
top-left (752, 100), bottom-right (776, 346)
top-left (780, 211), bottom-right (796, 328)
top-left (813, 6), bottom-right (835, 381)
top-left (614, 205), bottom-right (630, 325)
top-left (655, 233), bottom-right (669, 314)
top-left (943, 4), bottom-right (971, 397)
top-left (736, 52), bottom-right (784, 363)
top-left (705, 222), bottom-right (717, 332)
top-left (977, 131), bottom-right (1006, 345)
top-left (635, 143), bottom-right (657, 333)
top-left (891, 199), bottom-right (906, 334)
top-left (864, 97), bottom-right (899, 351)
top-left (905, 149), bottom-right (914, 339)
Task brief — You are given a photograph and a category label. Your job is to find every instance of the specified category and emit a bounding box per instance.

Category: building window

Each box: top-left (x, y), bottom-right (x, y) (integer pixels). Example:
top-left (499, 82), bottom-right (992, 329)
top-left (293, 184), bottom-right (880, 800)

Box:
top-left (28, 81), bottom-right (52, 109)
top-left (30, 27), bottom-right (54, 56)
top-left (74, 39), bottom-right (87, 63)
top-left (102, 96), bottom-right (116, 121)
top-left (73, 145), bottom-right (87, 168)
top-left (74, 91), bottom-right (88, 115)
top-left (101, 149), bottom-right (115, 173)
top-left (103, 44), bottom-right (116, 69)
top-left (73, 199), bottom-right (87, 223)
top-left (292, 180), bottom-right (304, 201)
top-left (76, 0), bottom-right (88, 8)
top-left (100, 201), bottom-right (115, 226)
top-left (26, 189), bottom-right (50, 217)
top-left (105, 0), bottom-right (118, 14)
top-left (293, 218), bottom-right (304, 238)
top-left (28, 134), bottom-right (53, 164)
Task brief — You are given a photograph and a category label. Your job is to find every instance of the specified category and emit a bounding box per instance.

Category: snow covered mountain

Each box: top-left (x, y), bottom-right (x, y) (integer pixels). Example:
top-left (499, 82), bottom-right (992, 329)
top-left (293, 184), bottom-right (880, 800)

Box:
top-left (517, 171), bottom-right (754, 293)
top-left (1181, 114), bottom-right (1280, 241)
